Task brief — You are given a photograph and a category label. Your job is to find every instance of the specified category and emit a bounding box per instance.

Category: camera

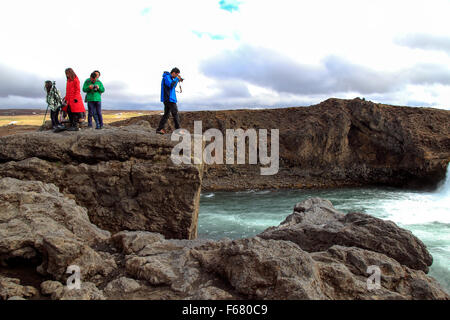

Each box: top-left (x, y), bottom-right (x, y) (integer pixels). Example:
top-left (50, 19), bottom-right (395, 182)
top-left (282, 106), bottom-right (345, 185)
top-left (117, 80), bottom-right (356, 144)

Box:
top-left (93, 85), bottom-right (99, 92)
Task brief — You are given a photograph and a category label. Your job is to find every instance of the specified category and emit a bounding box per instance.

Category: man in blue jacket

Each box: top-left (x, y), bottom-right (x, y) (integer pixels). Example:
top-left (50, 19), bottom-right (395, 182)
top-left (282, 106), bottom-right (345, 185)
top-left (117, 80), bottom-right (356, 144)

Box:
top-left (157, 67), bottom-right (183, 134)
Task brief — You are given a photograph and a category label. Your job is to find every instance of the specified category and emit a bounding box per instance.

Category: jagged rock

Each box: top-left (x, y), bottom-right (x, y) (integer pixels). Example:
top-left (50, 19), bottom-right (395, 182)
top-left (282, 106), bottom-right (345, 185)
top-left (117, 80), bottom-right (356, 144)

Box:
top-left (190, 284), bottom-right (235, 300)
top-left (109, 231), bottom-right (232, 299)
top-left (112, 231), bottom-right (166, 255)
top-left (40, 280), bottom-right (63, 296)
top-left (0, 126), bottom-right (203, 239)
top-left (193, 237), bottom-right (448, 300)
top-left (192, 237), bottom-right (327, 299)
top-left (104, 277), bottom-right (141, 295)
top-left (0, 178), bottom-right (115, 281)
top-left (312, 245), bottom-right (448, 300)
top-left (112, 231), bottom-right (212, 257)
top-left (112, 98), bottom-right (450, 191)
top-left (259, 198), bottom-right (433, 272)
top-left (115, 231), bottom-right (449, 300)
top-left (0, 178), bottom-right (447, 300)
top-left (0, 275), bottom-right (38, 300)
top-left (124, 243), bottom-right (205, 292)
top-left (51, 282), bottom-right (105, 300)
top-left (0, 177), bottom-right (109, 246)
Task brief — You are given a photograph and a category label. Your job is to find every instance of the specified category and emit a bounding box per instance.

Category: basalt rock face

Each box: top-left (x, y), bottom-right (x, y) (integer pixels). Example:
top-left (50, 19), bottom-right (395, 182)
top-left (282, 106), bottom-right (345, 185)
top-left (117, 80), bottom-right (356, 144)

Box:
top-left (259, 198), bottom-right (433, 273)
top-left (0, 125), bottom-right (203, 239)
top-left (0, 178), bottom-right (115, 300)
top-left (0, 179), bottom-right (448, 300)
top-left (112, 98), bottom-right (450, 191)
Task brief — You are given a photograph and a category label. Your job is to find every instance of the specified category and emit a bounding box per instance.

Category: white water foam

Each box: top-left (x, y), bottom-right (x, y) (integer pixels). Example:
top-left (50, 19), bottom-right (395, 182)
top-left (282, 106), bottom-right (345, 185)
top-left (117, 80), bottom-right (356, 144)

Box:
top-left (203, 193), bottom-right (215, 198)
top-left (378, 164), bottom-right (450, 225)
top-left (438, 163), bottom-right (450, 197)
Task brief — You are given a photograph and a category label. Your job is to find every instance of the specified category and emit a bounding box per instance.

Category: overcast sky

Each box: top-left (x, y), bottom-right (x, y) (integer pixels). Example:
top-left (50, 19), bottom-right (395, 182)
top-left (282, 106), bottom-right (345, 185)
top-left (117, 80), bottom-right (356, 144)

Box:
top-left (1, 0), bottom-right (450, 110)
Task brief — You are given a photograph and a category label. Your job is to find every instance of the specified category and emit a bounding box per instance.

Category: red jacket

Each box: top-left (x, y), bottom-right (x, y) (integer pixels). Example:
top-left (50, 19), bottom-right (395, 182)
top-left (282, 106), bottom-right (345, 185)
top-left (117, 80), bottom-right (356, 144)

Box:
top-left (64, 76), bottom-right (85, 113)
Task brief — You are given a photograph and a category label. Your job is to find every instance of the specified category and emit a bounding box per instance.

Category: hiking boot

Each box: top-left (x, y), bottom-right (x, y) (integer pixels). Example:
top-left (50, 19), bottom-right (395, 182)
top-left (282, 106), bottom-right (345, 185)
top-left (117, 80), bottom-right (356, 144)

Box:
top-left (67, 126), bottom-right (79, 132)
top-left (53, 125), bottom-right (67, 133)
top-left (95, 125), bottom-right (101, 130)
top-left (156, 129), bottom-right (166, 135)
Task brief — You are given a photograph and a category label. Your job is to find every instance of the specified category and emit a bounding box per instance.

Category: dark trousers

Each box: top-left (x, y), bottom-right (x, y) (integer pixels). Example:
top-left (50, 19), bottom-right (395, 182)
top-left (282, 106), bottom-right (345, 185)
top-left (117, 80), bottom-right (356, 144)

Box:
top-left (157, 102), bottom-right (180, 131)
top-left (88, 101), bottom-right (103, 127)
top-left (67, 105), bottom-right (83, 127)
top-left (50, 108), bottom-right (60, 127)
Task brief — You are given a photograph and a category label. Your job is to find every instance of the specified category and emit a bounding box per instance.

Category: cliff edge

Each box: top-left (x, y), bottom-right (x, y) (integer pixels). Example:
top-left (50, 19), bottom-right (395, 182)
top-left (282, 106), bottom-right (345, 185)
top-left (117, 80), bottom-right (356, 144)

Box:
top-left (112, 98), bottom-right (450, 191)
top-left (0, 125), bottom-right (203, 240)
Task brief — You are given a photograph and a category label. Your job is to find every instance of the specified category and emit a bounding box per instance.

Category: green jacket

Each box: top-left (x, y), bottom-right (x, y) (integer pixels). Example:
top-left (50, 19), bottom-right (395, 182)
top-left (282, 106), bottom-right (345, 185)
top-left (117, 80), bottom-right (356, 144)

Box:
top-left (82, 79), bottom-right (105, 102)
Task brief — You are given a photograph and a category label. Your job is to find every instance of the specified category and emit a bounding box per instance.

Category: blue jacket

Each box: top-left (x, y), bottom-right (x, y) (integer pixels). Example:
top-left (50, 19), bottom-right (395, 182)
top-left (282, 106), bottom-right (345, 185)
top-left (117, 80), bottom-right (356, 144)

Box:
top-left (161, 71), bottom-right (179, 103)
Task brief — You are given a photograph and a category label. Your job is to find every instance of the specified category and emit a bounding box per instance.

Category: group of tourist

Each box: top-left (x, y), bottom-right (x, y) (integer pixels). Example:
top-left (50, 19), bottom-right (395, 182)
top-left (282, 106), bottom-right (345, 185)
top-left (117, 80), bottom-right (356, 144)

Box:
top-left (45, 68), bottom-right (105, 131)
top-left (45, 67), bottom-right (184, 134)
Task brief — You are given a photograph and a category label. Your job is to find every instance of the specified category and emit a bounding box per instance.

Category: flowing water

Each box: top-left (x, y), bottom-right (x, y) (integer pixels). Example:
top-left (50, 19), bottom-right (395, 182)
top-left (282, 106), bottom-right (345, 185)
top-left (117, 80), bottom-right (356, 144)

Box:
top-left (198, 166), bottom-right (450, 293)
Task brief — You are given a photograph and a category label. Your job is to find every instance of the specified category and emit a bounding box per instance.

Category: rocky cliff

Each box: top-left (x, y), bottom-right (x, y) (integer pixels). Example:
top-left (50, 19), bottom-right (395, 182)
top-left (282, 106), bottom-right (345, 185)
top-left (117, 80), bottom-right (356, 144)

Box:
top-left (1, 99), bottom-right (449, 300)
top-left (0, 125), bottom-right (203, 239)
top-left (112, 98), bottom-right (450, 191)
top-left (0, 178), bottom-right (447, 300)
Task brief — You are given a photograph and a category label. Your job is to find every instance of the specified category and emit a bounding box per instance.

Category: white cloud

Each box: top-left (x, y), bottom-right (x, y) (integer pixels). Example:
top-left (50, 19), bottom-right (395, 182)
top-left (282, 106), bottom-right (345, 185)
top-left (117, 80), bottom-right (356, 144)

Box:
top-left (0, 0), bottom-right (449, 110)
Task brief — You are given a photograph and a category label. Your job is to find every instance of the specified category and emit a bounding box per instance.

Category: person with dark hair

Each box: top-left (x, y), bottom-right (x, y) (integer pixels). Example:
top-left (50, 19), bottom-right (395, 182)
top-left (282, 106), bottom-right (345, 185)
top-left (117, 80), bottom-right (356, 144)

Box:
top-left (64, 68), bottom-right (86, 131)
top-left (156, 67), bottom-right (183, 134)
top-left (83, 71), bottom-right (105, 129)
top-left (44, 80), bottom-right (63, 129)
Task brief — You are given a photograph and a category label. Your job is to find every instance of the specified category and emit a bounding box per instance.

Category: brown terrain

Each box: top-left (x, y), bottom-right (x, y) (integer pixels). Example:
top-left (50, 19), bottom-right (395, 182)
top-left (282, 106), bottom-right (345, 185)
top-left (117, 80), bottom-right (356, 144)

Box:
top-left (112, 98), bottom-right (450, 191)
top-left (0, 98), bottom-right (449, 300)
top-left (0, 109), bottom-right (160, 137)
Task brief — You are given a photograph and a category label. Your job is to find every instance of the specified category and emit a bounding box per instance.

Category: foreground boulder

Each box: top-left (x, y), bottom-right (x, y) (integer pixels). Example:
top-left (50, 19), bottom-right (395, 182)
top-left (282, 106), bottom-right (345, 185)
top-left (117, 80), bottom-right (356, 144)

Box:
top-left (0, 125), bottom-right (202, 239)
top-left (0, 275), bottom-right (39, 300)
top-left (0, 178), bottom-right (115, 288)
top-left (259, 198), bottom-right (433, 273)
top-left (311, 245), bottom-right (446, 300)
top-left (0, 179), bottom-right (447, 300)
top-left (106, 232), bottom-right (449, 300)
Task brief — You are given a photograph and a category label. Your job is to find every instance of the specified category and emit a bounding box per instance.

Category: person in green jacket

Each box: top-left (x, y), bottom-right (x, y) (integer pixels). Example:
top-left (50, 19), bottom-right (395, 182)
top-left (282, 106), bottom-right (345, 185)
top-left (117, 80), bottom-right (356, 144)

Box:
top-left (83, 71), bottom-right (105, 129)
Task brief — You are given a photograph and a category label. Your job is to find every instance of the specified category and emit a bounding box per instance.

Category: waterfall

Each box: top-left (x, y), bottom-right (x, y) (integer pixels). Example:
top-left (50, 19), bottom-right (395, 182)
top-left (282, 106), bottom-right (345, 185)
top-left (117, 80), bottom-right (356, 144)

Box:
top-left (437, 163), bottom-right (450, 197)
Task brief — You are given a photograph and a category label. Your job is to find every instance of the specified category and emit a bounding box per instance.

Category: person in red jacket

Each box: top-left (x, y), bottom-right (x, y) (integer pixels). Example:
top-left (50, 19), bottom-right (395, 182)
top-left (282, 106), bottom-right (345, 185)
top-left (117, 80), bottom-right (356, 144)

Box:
top-left (64, 68), bottom-right (86, 131)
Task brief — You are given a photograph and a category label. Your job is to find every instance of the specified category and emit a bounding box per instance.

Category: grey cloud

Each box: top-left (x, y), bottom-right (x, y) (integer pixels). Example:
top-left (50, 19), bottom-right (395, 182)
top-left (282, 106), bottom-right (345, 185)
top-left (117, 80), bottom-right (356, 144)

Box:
top-left (0, 64), bottom-right (48, 98)
top-left (199, 45), bottom-right (398, 94)
top-left (199, 45), bottom-right (450, 95)
top-left (405, 64), bottom-right (450, 85)
top-left (0, 64), bottom-right (68, 99)
top-left (103, 80), bottom-right (130, 93)
top-left (395, 33), bottom-right (450, 54)
top-left (2, 46), bottom-right (450, 111)
top-left (214, 80), bottom-right (251, 99)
